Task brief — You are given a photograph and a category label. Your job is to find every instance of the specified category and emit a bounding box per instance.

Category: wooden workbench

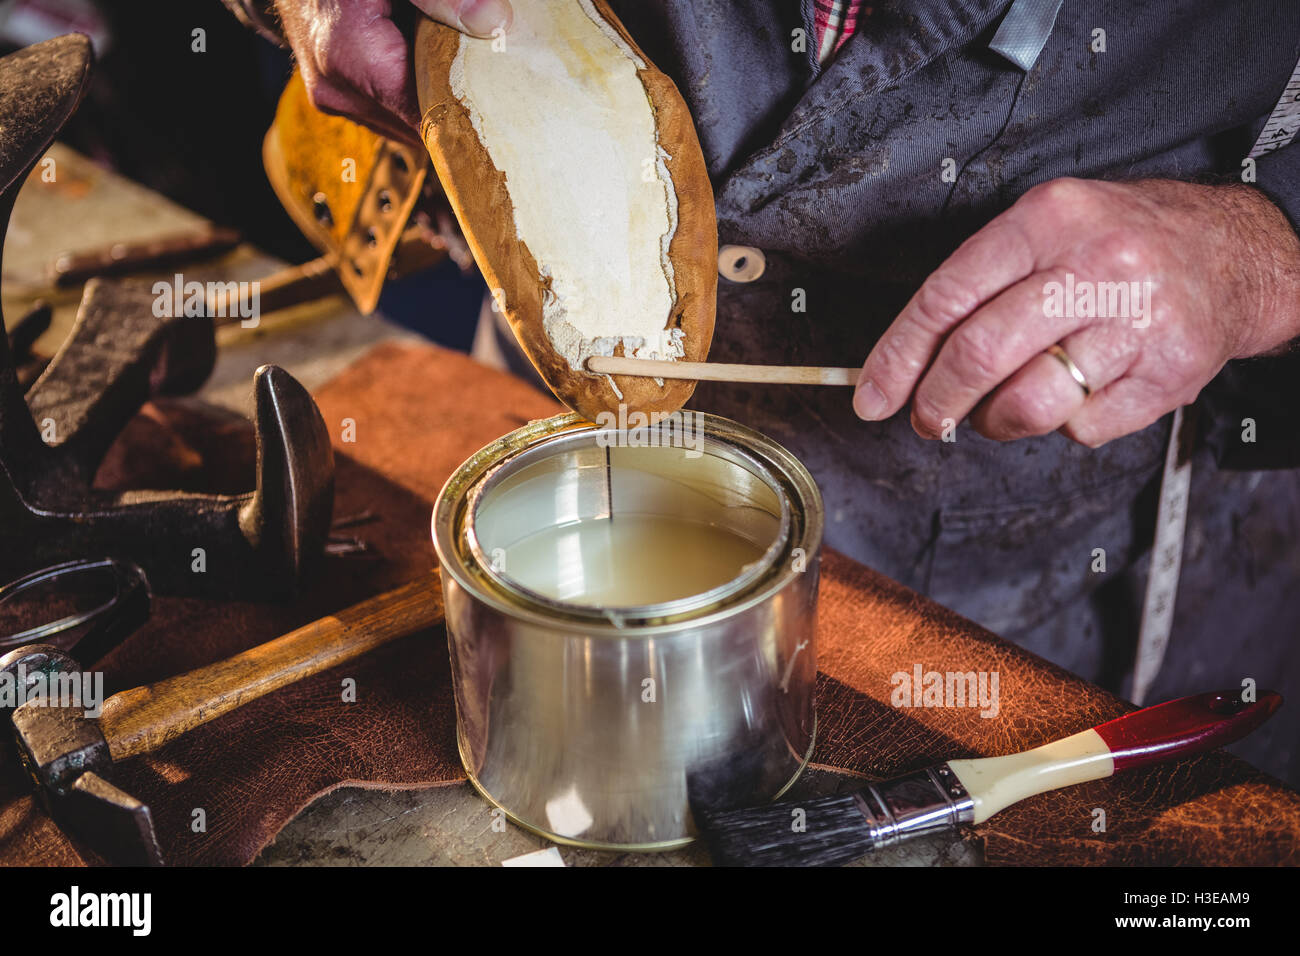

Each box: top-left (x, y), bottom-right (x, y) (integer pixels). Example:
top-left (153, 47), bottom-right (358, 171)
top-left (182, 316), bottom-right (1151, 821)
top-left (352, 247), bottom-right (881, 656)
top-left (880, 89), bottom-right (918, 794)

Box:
top-left (11, 146), bottom-right (1294, 870)
top-left (4, 145), bottom-right (972, 867)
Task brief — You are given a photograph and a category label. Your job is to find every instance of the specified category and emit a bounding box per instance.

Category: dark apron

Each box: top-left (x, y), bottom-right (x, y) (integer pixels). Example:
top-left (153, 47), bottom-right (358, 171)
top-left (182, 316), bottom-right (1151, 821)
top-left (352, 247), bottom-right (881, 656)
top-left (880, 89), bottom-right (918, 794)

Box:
top-left (500, 0), bottom-right (1300, 784)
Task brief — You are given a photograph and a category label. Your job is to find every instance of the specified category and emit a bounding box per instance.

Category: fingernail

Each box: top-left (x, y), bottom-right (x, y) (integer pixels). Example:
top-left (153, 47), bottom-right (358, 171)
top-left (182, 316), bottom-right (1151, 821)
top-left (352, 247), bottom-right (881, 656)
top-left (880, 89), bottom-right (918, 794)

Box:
top-left (854, 380), bottom-right (888, 420)
top-left (458, 0), bottom-right (511, 36)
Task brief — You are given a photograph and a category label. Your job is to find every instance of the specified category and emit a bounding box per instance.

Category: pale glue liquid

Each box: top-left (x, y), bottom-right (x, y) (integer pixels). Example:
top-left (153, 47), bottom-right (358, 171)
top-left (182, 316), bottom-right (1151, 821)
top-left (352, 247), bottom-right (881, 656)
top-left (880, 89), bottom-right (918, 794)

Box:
top-left (503, 514), bottom-right (766, 607)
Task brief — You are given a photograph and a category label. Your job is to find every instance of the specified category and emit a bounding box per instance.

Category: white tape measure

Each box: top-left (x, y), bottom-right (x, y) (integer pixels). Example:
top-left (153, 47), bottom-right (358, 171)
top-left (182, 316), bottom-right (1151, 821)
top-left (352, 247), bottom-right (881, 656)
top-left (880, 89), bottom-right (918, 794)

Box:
top-left (1250, 57), bottom-right (1300, 159)
top-left (1132, 406), bottom-right (1195, 704)
top-left (1131, 52), bottom-right (1300, 704)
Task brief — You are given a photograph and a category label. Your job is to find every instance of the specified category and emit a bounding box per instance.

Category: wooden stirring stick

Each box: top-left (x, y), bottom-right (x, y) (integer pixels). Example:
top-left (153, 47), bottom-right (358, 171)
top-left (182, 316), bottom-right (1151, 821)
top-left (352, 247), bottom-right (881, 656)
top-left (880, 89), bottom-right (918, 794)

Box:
top-left (586, 355), bottom-right (860, 386)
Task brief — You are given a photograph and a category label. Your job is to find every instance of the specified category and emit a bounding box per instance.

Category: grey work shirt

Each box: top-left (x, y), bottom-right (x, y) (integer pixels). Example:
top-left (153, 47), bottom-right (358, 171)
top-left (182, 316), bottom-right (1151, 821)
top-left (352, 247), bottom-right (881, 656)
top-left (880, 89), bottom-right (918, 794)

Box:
top-left (598, 0), bottom-right (1300, 786)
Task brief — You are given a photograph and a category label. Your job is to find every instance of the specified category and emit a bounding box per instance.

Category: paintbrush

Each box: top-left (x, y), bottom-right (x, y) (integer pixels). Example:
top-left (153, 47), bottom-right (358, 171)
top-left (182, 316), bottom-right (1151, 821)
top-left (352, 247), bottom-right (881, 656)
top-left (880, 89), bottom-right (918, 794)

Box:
top-left (696, 689), bottom-right (1281, 867)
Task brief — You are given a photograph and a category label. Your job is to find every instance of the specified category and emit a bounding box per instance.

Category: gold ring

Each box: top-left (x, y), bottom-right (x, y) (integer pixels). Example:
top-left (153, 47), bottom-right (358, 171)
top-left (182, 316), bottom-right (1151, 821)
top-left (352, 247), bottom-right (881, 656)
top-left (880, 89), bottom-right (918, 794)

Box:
top-left (1045, 344), bottom-right (1091, 397)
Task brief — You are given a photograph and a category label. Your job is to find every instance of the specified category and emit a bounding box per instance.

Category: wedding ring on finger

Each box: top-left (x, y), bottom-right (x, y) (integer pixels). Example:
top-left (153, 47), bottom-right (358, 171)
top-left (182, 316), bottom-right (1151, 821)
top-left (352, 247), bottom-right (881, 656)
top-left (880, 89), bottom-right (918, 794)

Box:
top-left (1045, 343), bottom-right (1092, 397)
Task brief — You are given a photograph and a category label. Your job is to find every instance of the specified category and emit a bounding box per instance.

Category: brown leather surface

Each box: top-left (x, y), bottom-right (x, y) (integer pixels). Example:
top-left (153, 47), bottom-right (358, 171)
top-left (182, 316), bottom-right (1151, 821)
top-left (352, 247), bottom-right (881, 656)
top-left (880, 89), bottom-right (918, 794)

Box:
top-left (2, 341), bottom-right (1296, 865)
top-left (811, 554), bottom-right (1300, 865)
top-left (0, 342), bottom-right (555, 866)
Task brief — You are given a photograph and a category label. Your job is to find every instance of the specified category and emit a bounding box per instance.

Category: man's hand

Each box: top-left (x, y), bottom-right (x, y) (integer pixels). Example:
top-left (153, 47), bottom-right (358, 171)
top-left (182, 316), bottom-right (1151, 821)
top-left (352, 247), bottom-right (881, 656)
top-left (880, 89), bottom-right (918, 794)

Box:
top-left (854, 178), bottom-right (1300, 447)
top-left (275, 0), bottom-right (512, 144)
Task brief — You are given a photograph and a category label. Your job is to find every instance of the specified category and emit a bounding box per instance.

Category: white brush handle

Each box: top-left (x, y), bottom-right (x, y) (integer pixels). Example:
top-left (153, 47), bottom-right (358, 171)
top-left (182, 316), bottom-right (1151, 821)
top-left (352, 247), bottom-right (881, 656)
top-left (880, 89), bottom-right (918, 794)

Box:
top-left (947, 730), bottom-right (1113, 824)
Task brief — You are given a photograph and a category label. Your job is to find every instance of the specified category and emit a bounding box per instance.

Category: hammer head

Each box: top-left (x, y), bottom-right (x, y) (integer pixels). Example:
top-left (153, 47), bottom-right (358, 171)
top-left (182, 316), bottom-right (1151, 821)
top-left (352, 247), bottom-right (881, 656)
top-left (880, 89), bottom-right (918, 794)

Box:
top-left (12, 696), bottom-right (109, 796)
top-left (4, 644), bottom-right (163, 865)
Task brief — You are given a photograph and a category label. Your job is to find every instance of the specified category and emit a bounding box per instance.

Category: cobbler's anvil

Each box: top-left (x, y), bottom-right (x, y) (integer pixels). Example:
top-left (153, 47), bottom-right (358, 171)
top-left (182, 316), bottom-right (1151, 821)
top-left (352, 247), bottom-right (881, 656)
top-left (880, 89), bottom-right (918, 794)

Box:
top-left (0, 35), bottom-right (333, 599)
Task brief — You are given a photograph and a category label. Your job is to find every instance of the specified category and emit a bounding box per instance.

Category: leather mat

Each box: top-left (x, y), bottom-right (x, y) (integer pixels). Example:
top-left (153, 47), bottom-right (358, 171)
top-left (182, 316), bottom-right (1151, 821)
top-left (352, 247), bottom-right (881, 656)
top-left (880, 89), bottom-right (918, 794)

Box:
top-left (1, 341), bottom-right (1296, 865)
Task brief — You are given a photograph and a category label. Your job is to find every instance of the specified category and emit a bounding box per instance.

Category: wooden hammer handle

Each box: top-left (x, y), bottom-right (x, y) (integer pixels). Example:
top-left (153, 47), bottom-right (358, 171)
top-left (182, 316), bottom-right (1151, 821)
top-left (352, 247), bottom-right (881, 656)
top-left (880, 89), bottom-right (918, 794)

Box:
top-left (99, 574), bottom-right (444, 761)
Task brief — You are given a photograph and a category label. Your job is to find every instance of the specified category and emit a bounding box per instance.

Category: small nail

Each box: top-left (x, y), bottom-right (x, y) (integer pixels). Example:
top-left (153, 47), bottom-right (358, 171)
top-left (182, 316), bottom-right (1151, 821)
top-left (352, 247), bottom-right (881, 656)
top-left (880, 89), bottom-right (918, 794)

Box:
top-left (854, 380), bottom-right (888, 420)
top-left (458, 0), bottom-right (511, 37)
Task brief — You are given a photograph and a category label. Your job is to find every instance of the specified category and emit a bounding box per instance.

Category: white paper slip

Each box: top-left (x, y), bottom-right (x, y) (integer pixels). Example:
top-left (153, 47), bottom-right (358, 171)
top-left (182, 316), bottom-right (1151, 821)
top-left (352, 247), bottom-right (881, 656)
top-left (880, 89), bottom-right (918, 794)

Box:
top-left (502, 847), bottom-right (566, 868)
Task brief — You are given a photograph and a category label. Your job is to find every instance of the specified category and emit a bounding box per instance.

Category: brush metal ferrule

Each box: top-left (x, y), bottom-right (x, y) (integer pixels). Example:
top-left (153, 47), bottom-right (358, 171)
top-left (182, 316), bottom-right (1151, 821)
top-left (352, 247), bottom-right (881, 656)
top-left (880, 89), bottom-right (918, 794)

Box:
top-left (854, 763), bottom-right (975, 849)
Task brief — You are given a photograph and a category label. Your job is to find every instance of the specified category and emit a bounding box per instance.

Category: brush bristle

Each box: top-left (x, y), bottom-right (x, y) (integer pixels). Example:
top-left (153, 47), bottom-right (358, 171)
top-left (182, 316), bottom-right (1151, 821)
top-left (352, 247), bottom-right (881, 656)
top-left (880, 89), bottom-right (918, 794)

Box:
top-left (696, 794), bottom-right (874, 867)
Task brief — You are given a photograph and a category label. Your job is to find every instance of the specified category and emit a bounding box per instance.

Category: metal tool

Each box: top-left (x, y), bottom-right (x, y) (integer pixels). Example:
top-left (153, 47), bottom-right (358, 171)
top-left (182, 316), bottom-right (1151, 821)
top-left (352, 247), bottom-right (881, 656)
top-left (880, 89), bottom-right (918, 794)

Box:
top-left (0, 558), bottom-right (150, 670)
top-left (49, 226), bottom-right (242, 288)
top-left (0, 574), bottom-right (443, 865)
top-left (1, 278), bottom-right (334, 598)
top-left (0, 35), bottom-right (335, 599)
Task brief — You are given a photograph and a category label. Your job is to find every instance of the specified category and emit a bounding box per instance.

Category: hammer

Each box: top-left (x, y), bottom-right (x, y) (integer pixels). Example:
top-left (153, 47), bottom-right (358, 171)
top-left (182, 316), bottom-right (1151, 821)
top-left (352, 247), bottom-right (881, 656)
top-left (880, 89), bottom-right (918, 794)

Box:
top-left (1, 573), bottom-right (443, 865)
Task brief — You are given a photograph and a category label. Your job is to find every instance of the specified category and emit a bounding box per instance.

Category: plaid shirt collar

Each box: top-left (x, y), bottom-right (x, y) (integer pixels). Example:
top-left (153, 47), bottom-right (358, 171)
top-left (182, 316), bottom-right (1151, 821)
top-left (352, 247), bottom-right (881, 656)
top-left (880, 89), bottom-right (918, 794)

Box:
top-left (812, 0), bottom-right (868, 64)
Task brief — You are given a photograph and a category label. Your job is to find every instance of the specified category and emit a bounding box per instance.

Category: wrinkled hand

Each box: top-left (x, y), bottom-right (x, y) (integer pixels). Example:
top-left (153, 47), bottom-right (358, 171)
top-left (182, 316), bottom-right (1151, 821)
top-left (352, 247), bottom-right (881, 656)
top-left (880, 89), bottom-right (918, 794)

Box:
top-left (274, 0), bottom-right (513, 144)
top-left (854, 178), bottom-right (1300, 447)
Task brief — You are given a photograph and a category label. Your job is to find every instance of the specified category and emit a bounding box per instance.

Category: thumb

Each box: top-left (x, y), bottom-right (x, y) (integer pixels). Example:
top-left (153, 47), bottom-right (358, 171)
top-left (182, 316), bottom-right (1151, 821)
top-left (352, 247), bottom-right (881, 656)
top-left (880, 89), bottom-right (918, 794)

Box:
top-left (409, 0), bottom-right (513, 38)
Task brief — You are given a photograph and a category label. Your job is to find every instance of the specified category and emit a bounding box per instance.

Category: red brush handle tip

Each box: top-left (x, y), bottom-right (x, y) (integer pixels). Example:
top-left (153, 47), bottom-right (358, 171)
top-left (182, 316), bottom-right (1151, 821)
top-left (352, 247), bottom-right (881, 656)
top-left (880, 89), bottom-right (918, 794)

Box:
top-left (1094, 690), bottom-right (1282, 772)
